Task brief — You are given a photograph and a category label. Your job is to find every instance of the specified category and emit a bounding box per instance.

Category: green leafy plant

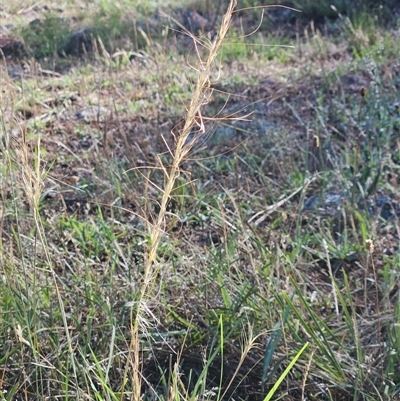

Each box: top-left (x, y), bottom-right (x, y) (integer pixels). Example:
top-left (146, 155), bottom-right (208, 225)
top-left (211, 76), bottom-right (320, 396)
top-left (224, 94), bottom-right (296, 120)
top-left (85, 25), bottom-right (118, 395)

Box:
top-left (19, 13), bottom-right (72, 58)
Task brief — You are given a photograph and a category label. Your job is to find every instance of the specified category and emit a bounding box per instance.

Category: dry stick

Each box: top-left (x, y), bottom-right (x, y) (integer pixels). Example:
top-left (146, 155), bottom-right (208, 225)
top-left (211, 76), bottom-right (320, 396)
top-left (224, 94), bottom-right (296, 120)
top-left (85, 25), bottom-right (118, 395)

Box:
top-left (125, 2), bottom-right (238, 399)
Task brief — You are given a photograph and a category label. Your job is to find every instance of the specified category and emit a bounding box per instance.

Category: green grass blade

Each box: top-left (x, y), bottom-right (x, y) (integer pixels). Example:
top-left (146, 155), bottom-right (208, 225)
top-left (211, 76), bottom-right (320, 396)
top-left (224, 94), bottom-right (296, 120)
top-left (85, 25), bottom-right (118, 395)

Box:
top-left (263, 342), bottom-right (309, 401)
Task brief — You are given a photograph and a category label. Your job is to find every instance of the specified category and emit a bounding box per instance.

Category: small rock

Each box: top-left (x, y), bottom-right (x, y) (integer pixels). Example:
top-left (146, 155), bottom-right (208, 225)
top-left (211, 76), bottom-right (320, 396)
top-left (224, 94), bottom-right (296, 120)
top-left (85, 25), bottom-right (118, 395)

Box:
top-left (303, 192), bottom-right (343, 216)
top-left (0, 37), bottom-right (25, 58)
top-left (76, 106), bottom-right (110, 122)
top-left (63, 28), bottom-right (94, 56)
top-left (341, 73), bottom-right (369, 93)
top-left (186, 11), bottom-right (209, 33)
top-left (2, 64), bottom-right (25, 79)
top-left (372, 195), bottom-right (400, 221)
top-left (304, 192), bottom-right (400, 221)
top-left (29, 18), bottom-right (43, 28)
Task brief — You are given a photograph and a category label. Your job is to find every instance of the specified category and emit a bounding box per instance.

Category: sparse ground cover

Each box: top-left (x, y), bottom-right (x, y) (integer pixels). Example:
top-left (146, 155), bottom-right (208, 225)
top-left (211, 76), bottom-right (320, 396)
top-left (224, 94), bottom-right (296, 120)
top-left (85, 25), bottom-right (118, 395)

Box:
top-left (1, 1), bottom-right (400, 400)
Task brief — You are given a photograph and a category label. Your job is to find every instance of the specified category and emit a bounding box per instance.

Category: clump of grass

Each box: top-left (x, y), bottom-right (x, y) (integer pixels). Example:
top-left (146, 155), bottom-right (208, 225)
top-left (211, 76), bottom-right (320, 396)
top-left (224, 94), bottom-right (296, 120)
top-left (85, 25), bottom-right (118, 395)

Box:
top-left (19, 13), bottom-right (72, 58)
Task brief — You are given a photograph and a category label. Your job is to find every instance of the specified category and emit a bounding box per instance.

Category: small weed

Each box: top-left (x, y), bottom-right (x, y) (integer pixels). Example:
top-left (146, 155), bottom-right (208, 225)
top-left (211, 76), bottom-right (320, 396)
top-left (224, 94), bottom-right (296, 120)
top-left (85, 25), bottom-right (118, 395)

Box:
top-left (19, 13), bottom-right (72, 58)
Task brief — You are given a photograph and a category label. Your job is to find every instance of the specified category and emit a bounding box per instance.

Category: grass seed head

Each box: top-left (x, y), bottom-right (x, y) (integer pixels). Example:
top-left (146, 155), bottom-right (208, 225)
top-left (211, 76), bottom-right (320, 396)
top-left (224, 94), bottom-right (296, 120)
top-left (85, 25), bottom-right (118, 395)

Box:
top-left (365, 239), bottom-right (374, 253)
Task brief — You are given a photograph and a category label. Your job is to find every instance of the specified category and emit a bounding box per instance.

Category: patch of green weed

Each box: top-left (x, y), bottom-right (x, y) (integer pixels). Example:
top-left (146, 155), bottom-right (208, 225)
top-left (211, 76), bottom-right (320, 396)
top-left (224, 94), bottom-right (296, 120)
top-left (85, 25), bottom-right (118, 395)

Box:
top-left (19, 13), bottom-right (72, 58)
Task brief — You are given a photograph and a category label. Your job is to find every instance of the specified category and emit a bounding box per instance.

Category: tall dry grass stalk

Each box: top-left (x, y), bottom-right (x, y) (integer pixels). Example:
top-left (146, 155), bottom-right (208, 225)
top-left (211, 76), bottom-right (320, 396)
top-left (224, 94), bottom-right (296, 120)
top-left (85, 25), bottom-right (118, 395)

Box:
top-left (126, 1), bottom-right (238, 399)
top-left (145, 0), bottom-right (236, 279)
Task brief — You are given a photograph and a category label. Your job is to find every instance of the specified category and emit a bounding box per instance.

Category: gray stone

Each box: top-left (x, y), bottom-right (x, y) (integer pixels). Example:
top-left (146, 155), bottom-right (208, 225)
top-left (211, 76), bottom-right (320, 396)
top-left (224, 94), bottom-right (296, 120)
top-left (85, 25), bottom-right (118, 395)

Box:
top-left (0, 37), bottom-right (25, 58)
top-left (4, 64), bottom-right (25, 79)
top-left (76, 106), bottom-right (110, 122)
top-left (186, 11), bottom-right (209, 33)
top-left (304, 192), bottom-right (400, 221)
top-left (303, 192), bottom-right (343, 216)
top-left (63, 28), bottom-right (94, 56)
top-left (370, 195), bottom-right (400, 221)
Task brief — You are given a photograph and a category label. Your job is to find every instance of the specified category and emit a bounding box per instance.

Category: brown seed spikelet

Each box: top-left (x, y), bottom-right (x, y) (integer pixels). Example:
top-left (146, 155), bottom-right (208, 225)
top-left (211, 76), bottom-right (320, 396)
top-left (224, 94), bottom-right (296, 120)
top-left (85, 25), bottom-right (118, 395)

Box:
top-left (360, 86), bottom-right (366, 97)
